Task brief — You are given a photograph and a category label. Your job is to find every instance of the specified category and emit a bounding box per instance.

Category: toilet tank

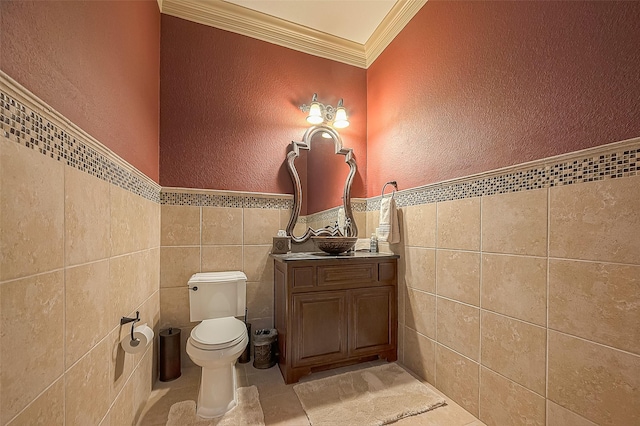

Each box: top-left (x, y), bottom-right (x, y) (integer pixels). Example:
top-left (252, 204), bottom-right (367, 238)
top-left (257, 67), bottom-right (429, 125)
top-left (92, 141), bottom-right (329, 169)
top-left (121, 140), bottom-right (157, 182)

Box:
top-left (188, 271), bottom-right (247, 322)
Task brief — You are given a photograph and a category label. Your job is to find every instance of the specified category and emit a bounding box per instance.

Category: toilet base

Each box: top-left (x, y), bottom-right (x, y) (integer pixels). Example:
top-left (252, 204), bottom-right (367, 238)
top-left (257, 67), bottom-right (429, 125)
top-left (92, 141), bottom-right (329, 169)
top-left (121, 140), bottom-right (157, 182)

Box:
top-left (196, 362), bottom-right (238, 418)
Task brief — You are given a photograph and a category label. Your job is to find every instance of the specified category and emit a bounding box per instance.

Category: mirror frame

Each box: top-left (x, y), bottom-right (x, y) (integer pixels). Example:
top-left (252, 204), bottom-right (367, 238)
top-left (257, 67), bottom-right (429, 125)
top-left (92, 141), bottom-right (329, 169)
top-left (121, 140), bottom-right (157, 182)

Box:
top-left (286, 125), bottom-right (358, 243)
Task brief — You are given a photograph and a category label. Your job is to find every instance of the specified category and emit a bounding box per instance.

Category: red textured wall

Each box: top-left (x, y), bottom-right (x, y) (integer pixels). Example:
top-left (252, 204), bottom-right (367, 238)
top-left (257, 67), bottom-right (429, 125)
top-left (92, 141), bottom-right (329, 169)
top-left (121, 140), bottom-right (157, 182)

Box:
top-left (160, 15), bottom-right (367, 199)
top-left (367, 1), bottom-right (640, 195)
top-left (0, 1), bottom-right (161, 182)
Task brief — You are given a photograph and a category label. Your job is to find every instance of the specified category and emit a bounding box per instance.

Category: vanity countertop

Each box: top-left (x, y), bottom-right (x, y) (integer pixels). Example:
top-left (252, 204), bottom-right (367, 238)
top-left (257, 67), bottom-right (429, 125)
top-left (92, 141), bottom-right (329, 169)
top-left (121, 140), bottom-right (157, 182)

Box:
top-left (270, 251), bottom-right (399, 262)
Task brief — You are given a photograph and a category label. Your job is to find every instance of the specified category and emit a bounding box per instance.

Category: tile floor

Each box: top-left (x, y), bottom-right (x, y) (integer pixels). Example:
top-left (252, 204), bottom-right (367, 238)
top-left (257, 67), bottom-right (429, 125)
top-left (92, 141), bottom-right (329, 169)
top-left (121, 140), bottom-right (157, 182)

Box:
top-left (137, 360), bottom-right (485, 425)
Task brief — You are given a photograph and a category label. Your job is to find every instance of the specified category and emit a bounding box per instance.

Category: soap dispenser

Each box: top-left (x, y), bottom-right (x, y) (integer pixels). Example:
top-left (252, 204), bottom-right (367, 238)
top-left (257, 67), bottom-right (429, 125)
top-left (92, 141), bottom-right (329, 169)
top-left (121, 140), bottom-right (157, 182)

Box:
top-left (370, 232), bottom-right (378, 253)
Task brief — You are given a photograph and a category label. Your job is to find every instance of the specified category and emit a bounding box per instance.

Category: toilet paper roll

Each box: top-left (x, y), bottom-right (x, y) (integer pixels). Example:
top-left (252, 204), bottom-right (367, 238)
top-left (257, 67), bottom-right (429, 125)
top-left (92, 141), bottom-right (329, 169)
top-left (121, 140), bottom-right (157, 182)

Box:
top-left (121, 323), bottom-right (154, 354)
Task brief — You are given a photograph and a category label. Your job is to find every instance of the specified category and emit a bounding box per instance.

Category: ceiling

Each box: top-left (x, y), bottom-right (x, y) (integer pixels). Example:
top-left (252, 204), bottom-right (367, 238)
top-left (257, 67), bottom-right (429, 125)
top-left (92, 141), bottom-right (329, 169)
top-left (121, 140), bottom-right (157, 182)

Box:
top-left (224, 0), bottom-right (397, 45)
top-left (160, 0), bottom-right (427, 68)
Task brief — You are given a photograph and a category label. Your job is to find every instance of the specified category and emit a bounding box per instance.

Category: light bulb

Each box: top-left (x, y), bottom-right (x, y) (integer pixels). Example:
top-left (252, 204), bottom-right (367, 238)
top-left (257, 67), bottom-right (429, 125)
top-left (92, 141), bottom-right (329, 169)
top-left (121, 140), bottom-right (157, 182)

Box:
top-left (333, 106), bottom-right (349, 128)
top-left (306, 102), bottom-right (323, 124)
top-left (321, 132), bottom-right (332, 139)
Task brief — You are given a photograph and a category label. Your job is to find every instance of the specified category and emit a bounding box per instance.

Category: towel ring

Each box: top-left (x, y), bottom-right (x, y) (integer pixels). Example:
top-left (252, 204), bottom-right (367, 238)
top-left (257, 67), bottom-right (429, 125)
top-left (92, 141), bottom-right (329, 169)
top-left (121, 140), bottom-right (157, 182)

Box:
top-left (381, 181), bottom-right (398, 198)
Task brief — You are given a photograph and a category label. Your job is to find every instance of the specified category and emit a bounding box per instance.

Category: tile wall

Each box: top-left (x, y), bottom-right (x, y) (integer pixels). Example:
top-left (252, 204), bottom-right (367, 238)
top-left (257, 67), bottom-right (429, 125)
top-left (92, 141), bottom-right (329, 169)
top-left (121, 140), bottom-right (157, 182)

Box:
top-left (375, 169), bottom-right (640, 425)
top-left (0, 80), bottom-right (161, 425)
top-left (158, 193), bottom-right (367, 369)
top-left (159, 193), bottom-right (292, 367)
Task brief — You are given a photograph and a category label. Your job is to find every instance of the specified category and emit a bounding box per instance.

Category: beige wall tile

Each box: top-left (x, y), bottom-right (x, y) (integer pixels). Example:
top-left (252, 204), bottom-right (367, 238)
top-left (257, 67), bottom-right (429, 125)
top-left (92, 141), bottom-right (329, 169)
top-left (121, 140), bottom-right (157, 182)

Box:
top-left (436, 250), bottom-right (480, 306)
top-left (109, 253), bottom-right (143, 326)
top-left (279, 208), bottom-right (292, 230)
top-left (247, 280), bottom-right (274, 320)
top-left (293, 222), bottom-right (307, 237)
top-left (180, 325), bottom-right (196, 368)
top-left (481, 311), bottom-right (546, 395)
top-left (548, 331), bottom-right (640, 425)
top-left (65, 339), bottom-right (110, 426)
top-left (110, 185), bottom-right (148, 256)
top-left (160, 205), bottom-right (200, 246)
top-left (482, 189), bottom-right (547, 256)
top-left (146, 248), bottom-right (161, 302)
top-left (132, 250), bottom-right (153, 310)
top-left (160, 246), bottom-right (200, 288)
top-left (249, 317), bottom-right (274, 333)
top-left (547, 401), bottom-right (598, 426)
top-left (482, 254), bottom-right (547, 326)
top-left (133, 349), bottom-right (154, 422)
top-left (402, 203), bottom-right (437, 248)
top-left (160, 287), bottom-right (193, 329)
top-left (397, 275), bottom-right (406, 326)
top-left (436, 297), bottom-right (480, 361)
top-left (243, 245), bottom-right (273, 283)
top-left (436, 197), bottom-right (480, 251)
top-left (405, 289), bottom-right (436, 339)
top-left (352, 211), bottom-right (366, 238)
top-left (108, 327), bottom-right (134, 402)
top-left (201, 245), bottom-right (243, 272)
top-left (201, 207), bottom-right (243, 245)
top-left (7, 377), bottom-right (64, 426)
top-left (549, 259), bottom-right (640, 355)
top-left (436, 344), bottom-right (479, 416)
top-left (99, 413), bottom-right (110, 426)
top-left (403, 327), bottom-right (436, 384)
top-left (65, 260), bottom-right (111, 368)
top-left (1, 140), bottom-right (64, 281)
top-left (404, 247), bottom-right (435, 293)
top-left (64, 166), bottom-right (110, 266)
top-left (549, 175), bottom-right (640, 264)
top-left (479, 367), bottom-right (545, 426)
top-left (243, 208), bottom-right (280, 245)
top-left (146, 199), bottom-right (161, 250)
top-left (398, 321), bottom-right (404, 360)
top-left (0, 271), bottom-right (64, 424)
top-left (110, 376), bottom-right (135, 426)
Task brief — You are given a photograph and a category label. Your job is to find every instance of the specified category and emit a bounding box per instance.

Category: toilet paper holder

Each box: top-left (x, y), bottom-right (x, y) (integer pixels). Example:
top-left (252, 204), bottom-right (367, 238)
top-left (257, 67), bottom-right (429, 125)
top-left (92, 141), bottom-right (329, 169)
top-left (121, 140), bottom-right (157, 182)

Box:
top-left (121, 311), bottom-right (141, 346)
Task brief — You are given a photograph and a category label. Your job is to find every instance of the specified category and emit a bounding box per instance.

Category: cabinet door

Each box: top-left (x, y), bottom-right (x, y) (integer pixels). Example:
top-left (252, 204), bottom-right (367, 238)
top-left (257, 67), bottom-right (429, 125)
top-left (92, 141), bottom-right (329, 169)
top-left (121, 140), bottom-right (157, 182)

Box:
top-left (292, 291), bottom-right (348, 367)
top-left (349, 286), bottom-right (396, 356)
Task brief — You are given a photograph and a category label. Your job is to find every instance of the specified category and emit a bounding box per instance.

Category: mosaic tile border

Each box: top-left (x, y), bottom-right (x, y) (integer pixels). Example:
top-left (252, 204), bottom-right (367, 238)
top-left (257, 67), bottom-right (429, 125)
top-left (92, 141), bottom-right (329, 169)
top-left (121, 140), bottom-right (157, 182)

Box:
top-left (160, 190), bottom-right (293, 209)
top-left (161, 137), bottom-right (640, 211)
top-left (5, 73), bottom-right (637, 210)
top-left (0, 78), bottom-right (161, 203)
top-left (367, 139), bottom-right (640, 211)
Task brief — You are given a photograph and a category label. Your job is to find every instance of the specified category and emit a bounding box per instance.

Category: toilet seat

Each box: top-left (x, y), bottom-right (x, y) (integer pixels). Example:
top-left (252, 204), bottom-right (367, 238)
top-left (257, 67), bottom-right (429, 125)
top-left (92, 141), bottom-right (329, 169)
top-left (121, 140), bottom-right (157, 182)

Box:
top-left (190, 317), bottom-right (247, 351)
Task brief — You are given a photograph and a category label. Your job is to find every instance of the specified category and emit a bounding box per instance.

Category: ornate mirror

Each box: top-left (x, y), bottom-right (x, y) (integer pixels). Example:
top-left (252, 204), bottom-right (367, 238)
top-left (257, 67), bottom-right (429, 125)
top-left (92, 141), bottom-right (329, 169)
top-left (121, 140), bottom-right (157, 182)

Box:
top-left (286, 125), bottom-right (358, 243)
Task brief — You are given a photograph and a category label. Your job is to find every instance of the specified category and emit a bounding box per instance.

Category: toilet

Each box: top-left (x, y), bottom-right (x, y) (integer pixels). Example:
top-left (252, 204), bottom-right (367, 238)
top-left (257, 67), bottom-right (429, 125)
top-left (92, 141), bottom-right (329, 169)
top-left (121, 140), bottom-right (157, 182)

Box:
top-left (186, 271), bottom-right (249, 418)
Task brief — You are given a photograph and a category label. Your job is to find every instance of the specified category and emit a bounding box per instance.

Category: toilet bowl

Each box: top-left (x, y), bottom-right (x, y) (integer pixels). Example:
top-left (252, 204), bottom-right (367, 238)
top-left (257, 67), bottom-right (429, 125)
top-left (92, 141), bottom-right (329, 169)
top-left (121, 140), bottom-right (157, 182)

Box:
top-left (185, 271), bottom-right (248, 419)
top-left (186, 317), bottom-right (248, 418)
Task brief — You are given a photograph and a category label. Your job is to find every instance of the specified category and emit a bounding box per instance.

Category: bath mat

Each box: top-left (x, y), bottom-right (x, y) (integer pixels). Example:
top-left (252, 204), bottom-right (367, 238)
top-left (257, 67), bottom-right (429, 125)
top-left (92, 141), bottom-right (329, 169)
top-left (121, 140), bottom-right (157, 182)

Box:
top-left (165, 386), bottom-right (265, 426)
top-left (293, 363), bottom-right (446, 426)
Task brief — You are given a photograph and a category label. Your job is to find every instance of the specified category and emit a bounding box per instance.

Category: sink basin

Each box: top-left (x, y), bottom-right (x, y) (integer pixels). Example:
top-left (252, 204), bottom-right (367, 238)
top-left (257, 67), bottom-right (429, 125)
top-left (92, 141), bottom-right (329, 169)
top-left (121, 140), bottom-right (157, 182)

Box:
top-left (311, 236), bottom-right (358, 255)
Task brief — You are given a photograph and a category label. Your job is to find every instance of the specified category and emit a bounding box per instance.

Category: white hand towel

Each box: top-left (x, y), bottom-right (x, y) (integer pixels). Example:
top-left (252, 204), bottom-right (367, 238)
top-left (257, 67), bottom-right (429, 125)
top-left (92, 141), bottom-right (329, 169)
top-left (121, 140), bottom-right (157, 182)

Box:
top-left (378, 196), bottom-right (400, 244)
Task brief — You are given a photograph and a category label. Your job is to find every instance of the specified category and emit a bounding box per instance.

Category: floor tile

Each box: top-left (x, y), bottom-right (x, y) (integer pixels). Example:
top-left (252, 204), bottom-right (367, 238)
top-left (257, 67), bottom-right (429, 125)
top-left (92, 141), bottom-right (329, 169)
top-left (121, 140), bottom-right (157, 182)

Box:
top-left (138, 360), bottom-right (484, 426)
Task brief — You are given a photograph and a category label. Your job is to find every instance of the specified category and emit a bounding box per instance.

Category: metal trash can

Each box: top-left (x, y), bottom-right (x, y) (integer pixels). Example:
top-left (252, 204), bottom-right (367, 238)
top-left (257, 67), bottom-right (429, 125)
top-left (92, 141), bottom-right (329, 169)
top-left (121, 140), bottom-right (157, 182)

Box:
top-left (238, 322), bottom-right (251, 363)
top-left (253, 328), bottom-right (278, 369)
top-left (159, 327), bottom-right (181, 381)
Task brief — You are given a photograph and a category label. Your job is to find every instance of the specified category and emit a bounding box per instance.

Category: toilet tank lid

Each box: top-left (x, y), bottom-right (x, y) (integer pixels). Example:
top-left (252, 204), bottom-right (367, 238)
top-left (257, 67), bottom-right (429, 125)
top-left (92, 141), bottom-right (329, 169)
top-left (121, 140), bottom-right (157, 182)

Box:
top-left (188, 271), bottom-right (247, 284)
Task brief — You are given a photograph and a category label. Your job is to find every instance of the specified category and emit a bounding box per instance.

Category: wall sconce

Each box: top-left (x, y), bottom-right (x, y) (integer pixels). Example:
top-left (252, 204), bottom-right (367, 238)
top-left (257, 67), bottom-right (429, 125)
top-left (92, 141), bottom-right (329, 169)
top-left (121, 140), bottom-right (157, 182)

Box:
top-left (299, 93), bottom-right (350, 131)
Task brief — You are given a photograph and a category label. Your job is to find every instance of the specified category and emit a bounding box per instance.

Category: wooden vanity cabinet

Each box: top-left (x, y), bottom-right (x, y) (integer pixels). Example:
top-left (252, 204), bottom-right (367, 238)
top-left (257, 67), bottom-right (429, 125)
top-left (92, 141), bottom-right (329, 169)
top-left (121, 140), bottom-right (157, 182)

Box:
top-left (272, 254), bottom-right (398, 384)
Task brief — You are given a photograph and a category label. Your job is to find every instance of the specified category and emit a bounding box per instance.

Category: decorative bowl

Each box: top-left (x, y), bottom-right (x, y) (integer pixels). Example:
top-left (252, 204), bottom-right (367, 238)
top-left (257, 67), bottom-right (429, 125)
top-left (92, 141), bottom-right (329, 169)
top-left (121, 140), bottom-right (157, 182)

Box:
top-left (311, 236), bottom-right (358, 255)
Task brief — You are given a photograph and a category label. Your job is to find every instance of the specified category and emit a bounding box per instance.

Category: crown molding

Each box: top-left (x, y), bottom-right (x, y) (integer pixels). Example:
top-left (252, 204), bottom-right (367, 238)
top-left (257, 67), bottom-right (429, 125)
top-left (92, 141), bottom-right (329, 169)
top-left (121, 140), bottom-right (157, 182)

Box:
top-left (161, 0), bottom-right (367, 68)
top-left (160, 0), bottom-right (427, 69)
top-left (364, 0), bottom-right (427, 67)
